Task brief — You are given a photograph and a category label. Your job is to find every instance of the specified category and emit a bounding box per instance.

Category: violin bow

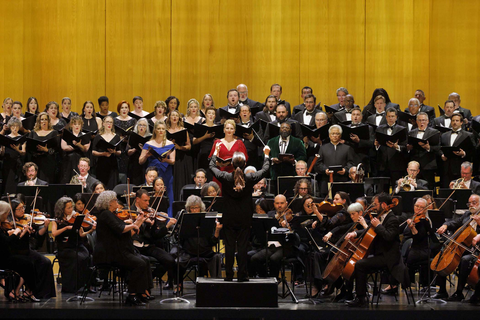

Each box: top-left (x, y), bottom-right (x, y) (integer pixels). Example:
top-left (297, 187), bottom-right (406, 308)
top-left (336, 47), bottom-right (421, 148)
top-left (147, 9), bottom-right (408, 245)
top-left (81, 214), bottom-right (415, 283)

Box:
top-left (153, 188), bottom-right (165, 215)
top-left (280, 193), bottom-right (299, 229)
top-left (206, 189), bottom-right (219, 212)
top-left (6, 193), bottom-right (16, 229)
top-left (126, 178), bottom-right (133, 220)
top-left (82, 192), bottom-right (95, 215)
top-left (29, 187), bottom-right (40, 227)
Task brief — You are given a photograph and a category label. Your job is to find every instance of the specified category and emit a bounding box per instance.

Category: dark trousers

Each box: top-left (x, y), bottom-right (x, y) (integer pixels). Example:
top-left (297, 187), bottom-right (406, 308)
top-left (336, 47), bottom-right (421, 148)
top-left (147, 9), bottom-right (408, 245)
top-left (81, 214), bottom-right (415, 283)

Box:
top-left (250, 246), bottom-right (283, 278)
top-left (436, 254), bottom-right (476, 293)
top-left (354, 255), bottom-right (389, 298)
top-left (224, 226), bottom-right (250, 279)
top-left (138, 245), bottom-right (175, 278)
top-left (117, 252), bottom-right (152, 294)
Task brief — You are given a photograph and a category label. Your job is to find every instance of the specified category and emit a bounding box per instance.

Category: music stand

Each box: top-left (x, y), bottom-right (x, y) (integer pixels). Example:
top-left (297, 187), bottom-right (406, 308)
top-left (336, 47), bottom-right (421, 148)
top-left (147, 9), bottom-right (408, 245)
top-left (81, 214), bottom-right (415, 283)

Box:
top-left (416, 209), bottom-right (447, 305)
top-left (182, 188), bottom-right (201, 201)
top-left (48, 184), bottom-right (82, 212)
top-left (277, 176), bottom-right (305, 197)
top-left (66, 215), bottom-right (94, 302)
top-left (438, 188), bottom-right (472, 211)
top-left (149, 196), bottom-right (169, 213)
top-left (398, 190), bottom-right (434, 214)
top-left (160, 209), bottom-right (190, 304)
top-left (364, 177), bottom-right (391, 194)
top-left (133, 186), bottom-right (153, 193)
top-left (331, 183), bottom-right (365, 203)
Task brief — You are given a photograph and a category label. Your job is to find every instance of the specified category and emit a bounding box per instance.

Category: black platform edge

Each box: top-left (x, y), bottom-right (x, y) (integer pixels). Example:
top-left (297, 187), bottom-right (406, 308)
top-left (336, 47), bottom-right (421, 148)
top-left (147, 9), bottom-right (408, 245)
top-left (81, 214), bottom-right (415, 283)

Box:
top-left (1, 306), bottom-right (478, 320)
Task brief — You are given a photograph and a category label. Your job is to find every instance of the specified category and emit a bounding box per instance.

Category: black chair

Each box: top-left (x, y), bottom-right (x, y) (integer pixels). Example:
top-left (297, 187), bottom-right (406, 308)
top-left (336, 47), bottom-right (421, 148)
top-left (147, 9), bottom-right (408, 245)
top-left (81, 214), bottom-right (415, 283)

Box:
top-left (81, 263), bottom-right (125, 304)
top-left (369, 266), bottom-right (416, 306)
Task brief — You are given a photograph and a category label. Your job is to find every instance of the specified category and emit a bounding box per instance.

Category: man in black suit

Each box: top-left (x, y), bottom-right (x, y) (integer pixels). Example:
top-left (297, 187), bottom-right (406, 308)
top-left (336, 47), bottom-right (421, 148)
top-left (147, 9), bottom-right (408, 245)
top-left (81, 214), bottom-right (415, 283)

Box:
top-left (216, 89), bottom-right (241, 123)
top-left (343, 107), bottom-right (373, 175)
top-left (139, 167), bottom-right (158, 187)
top-left (448, 161), bottom-right (480, 194)
top-left (255, 95), bottom-right (277, 123)
top-left (333, 94), bottom-right (356, 124)
top-left (366, 95), bottom-right (387, 127)
top-left (329, 87), bottom-right (349, 111)
top-left (373, 108), bottom-right (408, 189)
top-left (180, 168), bottom-right (207, 200)
top-left (433, 100), bottom-right (456, 128)
top-left (439, 113), bottom-right (476, 188)
top-left (314, 125), bottom-right (355, 196)
top-left (293, 94), bottom-right (319, 126)
top-left (263, 104), bottom-right (301, 141)
top-left (403, 90), bottom-right (435, 122)
top-left (237, 84), bottom-right (261, 109)
top-left (292, 86), bottom-right (314, 116)
top-left (69, 157), bottom-right (99, 193)
top-left (18, 162), bottom-right (48, 186)
top-left (406, 112), bottom-right (440, 189)
top-left (270, 83), bottom-right (291, 116)
top-left (449, 92), bottom-right (472, 121)
top-left (345, 193), bottom-right (406, 307)
top-left (237, 104), bottom-right (264, 168)
top-left (393, 161), bottom-right (429, 193)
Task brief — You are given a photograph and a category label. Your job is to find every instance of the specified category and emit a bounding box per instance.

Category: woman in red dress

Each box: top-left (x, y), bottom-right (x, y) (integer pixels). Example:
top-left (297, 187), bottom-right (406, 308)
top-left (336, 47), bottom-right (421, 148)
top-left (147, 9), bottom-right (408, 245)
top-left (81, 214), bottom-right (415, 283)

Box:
top-left (208, 119), bottom-right (248, 190)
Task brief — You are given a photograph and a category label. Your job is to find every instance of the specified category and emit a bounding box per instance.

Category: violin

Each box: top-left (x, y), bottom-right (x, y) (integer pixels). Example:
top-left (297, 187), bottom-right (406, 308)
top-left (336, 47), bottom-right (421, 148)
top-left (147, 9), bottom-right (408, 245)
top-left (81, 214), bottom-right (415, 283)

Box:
top-left (314, 201), bottom-right (343, 217)
top-left (66, 212), bottom-right (97, 228)
top-left (277, 208), bottom-right (295, 224)
top-left (115, 209), bottom-right (138, 221)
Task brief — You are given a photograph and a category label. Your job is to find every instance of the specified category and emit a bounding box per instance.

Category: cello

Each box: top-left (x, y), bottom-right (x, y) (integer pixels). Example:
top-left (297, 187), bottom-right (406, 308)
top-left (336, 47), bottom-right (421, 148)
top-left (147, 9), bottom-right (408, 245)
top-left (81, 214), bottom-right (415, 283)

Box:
top-left (430, 208), bottom-right (480, 277)
top-left (322, 203), bottom-right (375, 284)
top-left (342, 198), bottom-right (398, 280)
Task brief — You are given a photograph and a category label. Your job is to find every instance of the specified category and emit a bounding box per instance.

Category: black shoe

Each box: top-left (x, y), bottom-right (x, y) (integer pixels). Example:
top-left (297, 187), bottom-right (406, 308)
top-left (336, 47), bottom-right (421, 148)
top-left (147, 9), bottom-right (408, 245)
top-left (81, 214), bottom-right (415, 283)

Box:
top-left (468, 294), bottom-right (479, 304)
top-left (237, 278), bottom-right (249, 282)
top-left (446, 292), bottom-right (464, 302)
top-left (432, 291), bottom-right (449, 299)
top-left (125, 295), bottom-right (146, 306)
top-left (138, 294), bottom-right (149, 303)
top-left (346, 297), bottom-right (367, 308)
top-left (224, 278), bottom-right (233, 282)
top-left (333, 291), bottom-right (346, 302)
top-left (381, 287), bottom-right (398, 296)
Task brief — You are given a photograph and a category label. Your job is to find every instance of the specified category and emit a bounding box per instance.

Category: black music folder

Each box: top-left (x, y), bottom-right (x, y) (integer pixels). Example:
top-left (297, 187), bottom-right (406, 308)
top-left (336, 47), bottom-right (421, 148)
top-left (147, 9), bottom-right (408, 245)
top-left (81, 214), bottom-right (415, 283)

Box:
top-left (128, 132), bottom-right (151, 152)
top-left (0, 134), bottom-right (27, 148)
top-left (375, 128), bottom-right (407, 146)
top-left (339, 124), bottom-right (370, 142)
top-left (96, 137), bottom-right (123, 151)
top-left (62, 130), bottom-right (92, 146)
top-left (300, 123), bottom-right (331, 140)
top-left (407, 132), bottom-right (440, 149)
top-left (166, 129), bottom-right (188, 146)
top-left (193, 123), bottom-right (225, 139)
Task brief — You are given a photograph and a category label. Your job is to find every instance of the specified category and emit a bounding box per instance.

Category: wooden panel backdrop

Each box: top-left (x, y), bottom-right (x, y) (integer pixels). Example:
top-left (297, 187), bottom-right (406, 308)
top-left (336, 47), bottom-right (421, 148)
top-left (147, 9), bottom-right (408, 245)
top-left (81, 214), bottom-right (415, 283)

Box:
top-left (0, 0), bottom-right (478, 116)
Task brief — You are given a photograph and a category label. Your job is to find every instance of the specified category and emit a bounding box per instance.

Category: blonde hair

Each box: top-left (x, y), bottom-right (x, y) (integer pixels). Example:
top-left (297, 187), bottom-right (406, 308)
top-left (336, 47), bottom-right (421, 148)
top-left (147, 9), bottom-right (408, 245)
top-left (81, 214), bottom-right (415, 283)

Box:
top-left (33, 112), bottom-right (53, 131)
top-left (224, 119), bottom-right (236, 132)
top-left (99, 116), bottom-right (115, 135)
top-left (151, 120), bottom-right (167, 146)
top-left (166, 110), bottom-right (184, 129)
top-left (186, 99), bottom-right (200, 117)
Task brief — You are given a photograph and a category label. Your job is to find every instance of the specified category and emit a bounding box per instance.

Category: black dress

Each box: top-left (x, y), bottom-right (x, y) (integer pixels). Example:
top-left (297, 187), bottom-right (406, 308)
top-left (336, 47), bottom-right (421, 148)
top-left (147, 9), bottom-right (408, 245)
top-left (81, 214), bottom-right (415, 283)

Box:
top-left (27, 130), bottom-right (59, 183)
top-left (81, 116), bottom-right (99, 171)
top-left (114, 117), bottom-right (136, 175)
top-left (60, 131), bottom-right (89, 184)
top-left (196, 123), bottom-right (216, 182)
top-left (52, 118), bottom-right (67, 132)
top-left (94, 210), bottom-right (152, 294)
top-left (92, 134), bottom-right (120, 190)
top-left (127, 134), bottom-right (151, 185)
top-left (171, 130), bottom-right (193, 202)
top-left (1, 134), bottom-right (24, 194)
top-left (55, 221), bottom-right (90, 293)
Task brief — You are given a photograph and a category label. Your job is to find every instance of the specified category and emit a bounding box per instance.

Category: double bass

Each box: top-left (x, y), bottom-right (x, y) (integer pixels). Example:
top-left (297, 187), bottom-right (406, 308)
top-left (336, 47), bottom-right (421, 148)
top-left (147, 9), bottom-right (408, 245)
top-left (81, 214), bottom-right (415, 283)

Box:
top-left (342, 198), bottom-right (399, 280)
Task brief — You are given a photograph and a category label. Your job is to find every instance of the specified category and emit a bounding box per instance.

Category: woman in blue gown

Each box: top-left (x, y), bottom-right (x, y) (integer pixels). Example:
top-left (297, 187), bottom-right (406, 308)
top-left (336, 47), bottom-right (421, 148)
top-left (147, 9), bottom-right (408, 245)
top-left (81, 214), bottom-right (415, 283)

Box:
top-left (139, 120), bottom-right (175, 217)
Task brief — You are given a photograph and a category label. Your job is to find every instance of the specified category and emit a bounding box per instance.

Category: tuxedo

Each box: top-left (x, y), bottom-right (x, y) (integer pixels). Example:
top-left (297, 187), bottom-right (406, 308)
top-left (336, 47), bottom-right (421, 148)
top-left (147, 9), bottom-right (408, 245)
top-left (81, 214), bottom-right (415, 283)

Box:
top-left (292, 103), bottom-right (322, 116)
top-left (343, 123), bottom-right (374, 172)
top-left (82, 175), bottom-right (99, 193)
top-left (374, 124), bottom-right (408, 189)
top-left (457, 106), bottom-right (472, 121)
top-left (255, 110), bottom-right (276, 123)
top-left (439, 129), bottom-right (476, 187)
top-left (394, 178), bottom-right (429, 193)
top-left (405, 104), bottom-right (435, 122)
top-left (238, 120), bottom-right (264, 169)
top-left (17, 178), bottom-right (48, 186)
top-left (333, 109), bottom-right (355, 124)
top-left (362, 102), bottom-right (400, 122)
top-left (367, 113), bottom-right (387, 127)
top-left (240, 98), bottom-right (261, 109)
top-left (266, 135), bottom-right (307, 180)
top-left (314, 142), bottom-right (355, 196)
top-left (293, 109), bottom-right (320, 126)
top-left (407, 127), bottom-right (441, 189)
top-left (433, 115), bottom-right (452, 128)
top-left (215, 104), bottom-right (241, 122)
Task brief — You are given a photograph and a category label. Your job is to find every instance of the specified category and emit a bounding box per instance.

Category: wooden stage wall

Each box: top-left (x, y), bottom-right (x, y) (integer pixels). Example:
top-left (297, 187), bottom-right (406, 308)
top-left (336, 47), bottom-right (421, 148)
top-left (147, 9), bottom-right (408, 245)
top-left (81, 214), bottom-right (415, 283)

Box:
top-left (0, 0), bottom-right (479, 116)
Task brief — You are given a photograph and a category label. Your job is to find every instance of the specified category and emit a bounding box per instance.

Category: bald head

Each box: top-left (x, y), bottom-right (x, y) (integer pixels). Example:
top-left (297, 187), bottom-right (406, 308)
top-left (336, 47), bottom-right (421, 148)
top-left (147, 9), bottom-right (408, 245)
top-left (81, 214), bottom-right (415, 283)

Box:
top-left (274, 195), bottom-right (287, 212)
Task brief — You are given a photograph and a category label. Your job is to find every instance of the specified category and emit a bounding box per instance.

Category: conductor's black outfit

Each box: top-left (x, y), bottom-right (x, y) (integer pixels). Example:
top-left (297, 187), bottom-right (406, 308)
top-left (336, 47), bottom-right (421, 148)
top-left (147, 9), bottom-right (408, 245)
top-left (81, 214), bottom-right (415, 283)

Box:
top-left (209, 154), bottom-right (270, 280)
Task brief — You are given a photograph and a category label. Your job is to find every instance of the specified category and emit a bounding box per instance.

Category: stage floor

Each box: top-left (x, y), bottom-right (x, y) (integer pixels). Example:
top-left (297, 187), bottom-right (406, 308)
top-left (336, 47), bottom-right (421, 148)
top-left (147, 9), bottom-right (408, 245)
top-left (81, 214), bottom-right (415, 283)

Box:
top-left (1, 279), bottom-right (479, 320)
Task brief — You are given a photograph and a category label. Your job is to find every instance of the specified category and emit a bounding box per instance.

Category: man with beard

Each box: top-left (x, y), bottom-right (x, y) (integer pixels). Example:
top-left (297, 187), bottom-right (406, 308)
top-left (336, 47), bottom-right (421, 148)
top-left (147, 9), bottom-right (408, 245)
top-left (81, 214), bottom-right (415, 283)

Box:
top-left (266, 122), bottom-right (307, 180)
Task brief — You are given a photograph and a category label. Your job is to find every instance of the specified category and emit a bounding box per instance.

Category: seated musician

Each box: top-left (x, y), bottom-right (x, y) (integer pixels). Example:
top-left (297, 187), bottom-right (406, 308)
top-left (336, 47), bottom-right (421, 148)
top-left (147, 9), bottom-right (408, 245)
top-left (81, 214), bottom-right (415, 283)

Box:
top-left (394, 161), bottom-right (429, 194)
top-left (467, 234), bottom-right (480, 304)
top-left (295, 160), bottom-right (320, 197)
top-left (449, 161), bottom-right (480, 194)
top-left (200, 181), bottom-right (221, 197)
top-left (309, 191), bottom-right (352, 297)
top-left (69, 157), bottom-right (99, 193)
top-left (130, 189), bottom-right (176, 289)
top-left (180, 168), bottom-right (208, 200)
top-left (344, 193), bottom-right (407, 308)
top-left (93, 191), bottom-right (153, 306)
top-left (173, 195), bottom-right (222, 293)
top-left (17, 162), bottom-right (48, 186)
top-left (139, 166), bottom-right (158, 187)
top-left (294, 178), bottom-right (313, 198)
top-left (348, 166), bottom-right (373, 196)
top-left (252, 178), bottom-right (274, 197)
top-left (434, 193), bottom-right (480, 301)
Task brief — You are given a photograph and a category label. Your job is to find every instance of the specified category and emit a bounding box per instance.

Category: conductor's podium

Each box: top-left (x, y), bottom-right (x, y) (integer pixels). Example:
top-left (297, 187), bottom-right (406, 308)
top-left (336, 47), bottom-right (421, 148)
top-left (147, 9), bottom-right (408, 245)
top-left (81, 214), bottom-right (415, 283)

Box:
top-left (196, 277), bottom-right (278, 307)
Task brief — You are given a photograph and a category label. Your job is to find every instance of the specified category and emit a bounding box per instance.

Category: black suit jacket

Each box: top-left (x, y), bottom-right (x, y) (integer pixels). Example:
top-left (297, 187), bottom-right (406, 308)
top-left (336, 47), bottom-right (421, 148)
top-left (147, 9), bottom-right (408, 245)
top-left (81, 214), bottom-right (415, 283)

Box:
top-left (407, 127), bottom-right (441, 170)
top-left (362, 102), bottom-right (400, 121)
top-left (85, 175), bottom-right (99, 193)
top-left (241, 98), bottom-right (261, 109)
top-left (293, 109), bottom-right (320, 126)
top-left (367, 113), bottom-right (387, 127)
top-left (342, 124), bottom-right (374, 171)
top-left (433, 115), bottom-right (451, 128)
top-left (374, 124), bottom-right (408, 172)
top-left (405, 104), bottom-right (435, 122)
top-left (255, 110), bottom-right (275, 123)
top-left (17, 178), bottom-right (48, 186)
top-left (440, 130), bottom-right (475, 175)
top-left (215, 105), bottom-right (241, 122)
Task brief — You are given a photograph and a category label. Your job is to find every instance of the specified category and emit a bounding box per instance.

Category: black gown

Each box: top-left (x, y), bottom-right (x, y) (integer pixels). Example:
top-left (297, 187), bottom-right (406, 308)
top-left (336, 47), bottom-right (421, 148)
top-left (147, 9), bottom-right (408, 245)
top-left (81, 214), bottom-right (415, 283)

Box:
top-left (55, 221), bottom-right (90, 293)
top-left (52, 118), bottom-right (67, 132)
top-left (114, 117), bottom-right (136, 175)
top-left (126, 134), bottom-right (151, 186)
top-left (92, 134), bottom-right (120, 190)
top-left (196, 124), bottom-right (216, 182)
top-left (171, 130), bottom-right (193, 202)
top-left (1, 134), bottom-right (24, 194)
top-left (81, 116), bottom-right (99, 171)
top-left (60, 131), bottom-right (89, 184)
top-left (27, 130), bottom-right (59, 183)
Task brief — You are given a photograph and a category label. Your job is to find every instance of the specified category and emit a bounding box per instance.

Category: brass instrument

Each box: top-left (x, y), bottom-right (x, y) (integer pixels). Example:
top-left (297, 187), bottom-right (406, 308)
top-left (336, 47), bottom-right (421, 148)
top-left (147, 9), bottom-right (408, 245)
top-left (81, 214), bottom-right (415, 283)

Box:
top-left (400, 175), bottom-right (413, 191)
top-left (353, 163), bottom-right (365, 183)
top-left (453, 177), bottom-right (467, 189)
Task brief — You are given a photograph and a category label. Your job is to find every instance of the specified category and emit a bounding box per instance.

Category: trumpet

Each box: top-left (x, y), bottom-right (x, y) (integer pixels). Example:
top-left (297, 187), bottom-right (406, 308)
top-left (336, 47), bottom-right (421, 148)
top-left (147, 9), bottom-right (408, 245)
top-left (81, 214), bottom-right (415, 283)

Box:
top-left (452, 177), bottom-right (467, 189)
top-left (353, 163), bottom-right (365, 183)
top-left (400, 175), bottom-right (414, 191)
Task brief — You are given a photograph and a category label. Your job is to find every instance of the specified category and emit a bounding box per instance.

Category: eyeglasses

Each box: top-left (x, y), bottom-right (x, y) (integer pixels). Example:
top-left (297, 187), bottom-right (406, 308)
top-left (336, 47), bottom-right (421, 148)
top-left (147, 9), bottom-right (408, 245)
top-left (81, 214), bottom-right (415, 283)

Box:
top-left (15, 206), bottom-right (25, 211)
top-left (299, 187), bottom-right (308, 190)
top-left (467, 202), bottom-right (478, 206)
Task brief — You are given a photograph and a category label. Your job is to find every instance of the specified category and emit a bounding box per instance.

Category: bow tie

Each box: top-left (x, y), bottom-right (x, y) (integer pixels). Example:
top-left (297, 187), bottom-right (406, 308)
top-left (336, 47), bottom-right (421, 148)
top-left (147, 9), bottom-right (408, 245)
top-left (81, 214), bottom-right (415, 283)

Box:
top-left (444, 116), bottom-right (451, 119)
top-left (376, 113), bottom-right (385, 117)
top-left (418, 130), bottom-right (425, 133)
top-left (305, 111), bottom-right (315, 116)
top-left (388, 125), bottom-right (395, 130)
top-left (268, 111), bottom-right (275, 115)
top-left (452, 130), bottom-right (460, 134)
top-left (229, 106), bottom-right (237, 109)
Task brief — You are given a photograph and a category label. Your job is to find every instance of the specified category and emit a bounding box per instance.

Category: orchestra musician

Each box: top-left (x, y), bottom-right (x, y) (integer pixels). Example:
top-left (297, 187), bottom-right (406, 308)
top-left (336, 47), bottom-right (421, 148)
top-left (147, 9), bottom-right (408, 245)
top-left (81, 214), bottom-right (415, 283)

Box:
top-left (51, 197), bottom-right (94, 293)
top-left (433, 194), bottom-right (480, 301)
top-left (344, 193), bottom-right (407, 308)
top-left (69, 158), bottom-right (99, 193)
top-left (93, 190), bottom-right (154, 306)
top-left (448, 161), bottom-right (480, 194)
top-left (394, 161), bottom-right (429, 194)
